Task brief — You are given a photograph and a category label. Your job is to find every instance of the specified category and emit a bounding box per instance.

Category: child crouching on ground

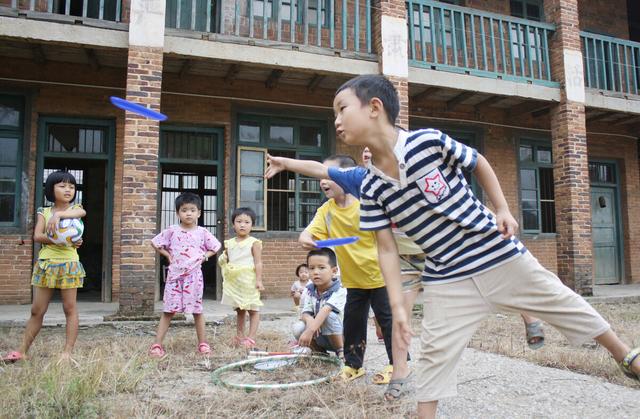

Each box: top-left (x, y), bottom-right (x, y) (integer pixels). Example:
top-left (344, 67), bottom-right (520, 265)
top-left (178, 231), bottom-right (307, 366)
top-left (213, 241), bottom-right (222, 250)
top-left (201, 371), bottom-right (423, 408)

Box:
top-left (291, 248), bottom-right (345, 359)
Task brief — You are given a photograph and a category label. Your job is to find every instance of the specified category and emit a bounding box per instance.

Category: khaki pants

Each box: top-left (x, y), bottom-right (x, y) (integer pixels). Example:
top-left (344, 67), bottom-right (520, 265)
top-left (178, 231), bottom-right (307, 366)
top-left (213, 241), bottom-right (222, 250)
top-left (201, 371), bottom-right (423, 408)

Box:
top-left (416, 251), bottom-right (611, 402)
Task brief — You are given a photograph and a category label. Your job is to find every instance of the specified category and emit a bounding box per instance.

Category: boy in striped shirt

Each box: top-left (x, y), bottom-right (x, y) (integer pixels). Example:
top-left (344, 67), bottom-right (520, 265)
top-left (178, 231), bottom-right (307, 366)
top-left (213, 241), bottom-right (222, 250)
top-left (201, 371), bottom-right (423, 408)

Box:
top-left (267, 74), bottom-right (640, 418)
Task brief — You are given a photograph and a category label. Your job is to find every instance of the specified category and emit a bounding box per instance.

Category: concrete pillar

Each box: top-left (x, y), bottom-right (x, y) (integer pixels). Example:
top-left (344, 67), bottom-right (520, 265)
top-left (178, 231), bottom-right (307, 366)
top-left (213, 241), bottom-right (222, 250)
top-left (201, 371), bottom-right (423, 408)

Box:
top-left (374, 0), bottom-right (409, 129)
top-left (116, 0), bottom-right (166, 316)
top-left (544, 0), bottom-right (593, 295)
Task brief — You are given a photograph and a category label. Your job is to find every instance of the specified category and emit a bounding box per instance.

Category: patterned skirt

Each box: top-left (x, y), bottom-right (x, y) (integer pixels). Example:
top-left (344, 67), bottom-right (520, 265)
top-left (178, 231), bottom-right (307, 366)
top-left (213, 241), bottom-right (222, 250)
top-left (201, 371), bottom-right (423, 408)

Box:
top-left (31, 260), bottom-right (85, 289)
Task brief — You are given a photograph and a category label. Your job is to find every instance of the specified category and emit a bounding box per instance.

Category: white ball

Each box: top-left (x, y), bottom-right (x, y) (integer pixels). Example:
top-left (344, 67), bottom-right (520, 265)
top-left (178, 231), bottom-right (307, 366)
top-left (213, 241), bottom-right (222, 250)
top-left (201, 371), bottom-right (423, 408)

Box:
top-left (48, 218), bottom-right (84, 246)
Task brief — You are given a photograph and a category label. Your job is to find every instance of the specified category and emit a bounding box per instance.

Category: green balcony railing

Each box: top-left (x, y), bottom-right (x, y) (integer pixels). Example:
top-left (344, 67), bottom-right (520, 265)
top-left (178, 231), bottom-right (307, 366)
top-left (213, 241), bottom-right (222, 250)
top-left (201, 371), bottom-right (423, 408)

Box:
top-left (407, 0), bottom-right (557, 86)
top-left (581, 31), bottom-right (640, 96)
top-left (165, 0), bottom-right (373, 54)
top-left (4, 0), bottom-right (123, 22)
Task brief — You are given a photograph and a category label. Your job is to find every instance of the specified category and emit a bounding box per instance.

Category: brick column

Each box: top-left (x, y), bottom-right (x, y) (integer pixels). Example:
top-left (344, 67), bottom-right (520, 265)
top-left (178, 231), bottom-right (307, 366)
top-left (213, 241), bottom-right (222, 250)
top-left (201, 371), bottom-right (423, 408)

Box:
top-left (544, 0), bottom-right (592, 295)
top-left (374, 0), bottom-right (409, 129)
top-left (116, 0), bottom-right (166, 317)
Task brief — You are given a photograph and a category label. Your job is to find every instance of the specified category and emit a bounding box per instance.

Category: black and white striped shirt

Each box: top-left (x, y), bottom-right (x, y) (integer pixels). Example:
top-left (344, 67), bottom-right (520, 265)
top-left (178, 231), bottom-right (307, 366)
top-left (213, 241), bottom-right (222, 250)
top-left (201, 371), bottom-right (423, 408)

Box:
top-left (360, 129), bottom-right (526, 284)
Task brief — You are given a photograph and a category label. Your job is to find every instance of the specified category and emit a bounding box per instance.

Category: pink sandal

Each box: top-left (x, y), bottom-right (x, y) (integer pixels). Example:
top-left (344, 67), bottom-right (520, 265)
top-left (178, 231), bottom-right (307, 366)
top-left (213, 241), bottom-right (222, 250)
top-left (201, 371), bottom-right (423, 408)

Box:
top-left (198, 342), bottom-right (212, 355)
top-left (1, 351), bottom-right (24, 363)
top-left (149, 344), bottom-right (166, 359)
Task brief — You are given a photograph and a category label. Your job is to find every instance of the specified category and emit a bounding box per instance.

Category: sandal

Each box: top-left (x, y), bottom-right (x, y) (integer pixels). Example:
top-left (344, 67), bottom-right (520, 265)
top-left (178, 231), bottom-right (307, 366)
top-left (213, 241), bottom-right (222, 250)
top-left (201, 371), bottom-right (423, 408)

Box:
top-left (198, 342), bottom-right (212, 356)
top-left (337, 365), bottom-right (365, 381)
top-left (372, 364), bottom-right (394, 385)
top-left (1, 351), bottom-right (24, 363)
top-left (241, 337), bottom-right (256, 349)
top-left (149, 344), bottom-right (166, 359)
top-left (619, 347), bottom-right (640, 381)
top-left (525, 320), bottom-right (545, 350)
top-left (384, 372), bottom-right (412, 401)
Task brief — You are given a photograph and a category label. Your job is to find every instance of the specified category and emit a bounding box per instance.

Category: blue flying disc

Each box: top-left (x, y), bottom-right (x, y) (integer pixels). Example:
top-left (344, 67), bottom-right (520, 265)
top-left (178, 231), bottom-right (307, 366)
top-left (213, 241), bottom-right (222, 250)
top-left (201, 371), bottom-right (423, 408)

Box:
top-left (109, 96), bottom-right (168, 121)
top-left (314, 236), bottom-right (359, 247)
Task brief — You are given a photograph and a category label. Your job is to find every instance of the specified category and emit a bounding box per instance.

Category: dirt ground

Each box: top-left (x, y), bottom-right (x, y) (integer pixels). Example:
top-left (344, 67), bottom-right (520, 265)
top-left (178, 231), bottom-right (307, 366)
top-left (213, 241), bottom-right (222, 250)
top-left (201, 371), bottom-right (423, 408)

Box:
top-left (0, 302), bottom-right (638, 418)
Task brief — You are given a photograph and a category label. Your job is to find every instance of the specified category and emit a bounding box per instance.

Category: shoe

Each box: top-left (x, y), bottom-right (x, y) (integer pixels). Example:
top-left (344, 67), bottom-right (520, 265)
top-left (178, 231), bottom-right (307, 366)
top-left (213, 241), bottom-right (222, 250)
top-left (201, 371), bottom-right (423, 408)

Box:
top-left (525, 320), bottom-right (545, 350)
top-left (149, 344), bottom-right (166, 359)
top-left (337, 365), bottom-right (365, 381)
top-left (198, 342), bottom-right (212, 356)
top-left (619, 347), bottom-right (640, 381)
top-left (384, 372), bottom-right (413, 401)
top-left (1, 351), bottom-right (24, 363)
top-left (372, 365), bottom-right (394, 384)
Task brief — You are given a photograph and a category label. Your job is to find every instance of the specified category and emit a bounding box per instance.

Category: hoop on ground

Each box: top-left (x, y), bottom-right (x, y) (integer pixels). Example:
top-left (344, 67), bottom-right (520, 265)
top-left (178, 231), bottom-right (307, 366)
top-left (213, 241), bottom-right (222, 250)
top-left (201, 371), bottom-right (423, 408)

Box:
top-left (212, 354), bottom-right (342, 391)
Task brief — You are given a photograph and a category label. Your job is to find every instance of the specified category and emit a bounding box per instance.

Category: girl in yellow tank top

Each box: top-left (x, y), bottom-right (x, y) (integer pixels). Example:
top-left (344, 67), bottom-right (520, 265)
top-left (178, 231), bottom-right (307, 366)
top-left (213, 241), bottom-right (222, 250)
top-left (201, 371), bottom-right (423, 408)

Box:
top-left (1, 171), bottom-right (86, 364)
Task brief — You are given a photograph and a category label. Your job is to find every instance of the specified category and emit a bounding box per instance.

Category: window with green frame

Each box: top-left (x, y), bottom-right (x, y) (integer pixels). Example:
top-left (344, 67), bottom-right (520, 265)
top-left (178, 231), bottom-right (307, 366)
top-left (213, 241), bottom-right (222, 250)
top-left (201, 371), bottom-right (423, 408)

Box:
top-left (519, 140), bottom-right (555, 233)
top-left (0, 94), bottom-right (24, 225)
top-left (251, 0), bottom-right (329, 27)
top-left (509, 0), bottom-right (542, 21)
top-left (236, 115), bottom-right (327, 231)
top-left (411, 1), bottom-right (464, 54)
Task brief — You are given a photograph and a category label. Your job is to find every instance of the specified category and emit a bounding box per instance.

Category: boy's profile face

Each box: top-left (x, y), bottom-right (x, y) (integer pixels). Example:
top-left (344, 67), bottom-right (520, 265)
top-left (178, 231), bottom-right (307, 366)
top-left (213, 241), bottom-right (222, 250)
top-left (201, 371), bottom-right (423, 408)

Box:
top-left (320, 159), bottom-right (346, 199)
top-left (333, 88), bottom-right (371, 146)
top-left (307, 254), bottom-right (337, 290)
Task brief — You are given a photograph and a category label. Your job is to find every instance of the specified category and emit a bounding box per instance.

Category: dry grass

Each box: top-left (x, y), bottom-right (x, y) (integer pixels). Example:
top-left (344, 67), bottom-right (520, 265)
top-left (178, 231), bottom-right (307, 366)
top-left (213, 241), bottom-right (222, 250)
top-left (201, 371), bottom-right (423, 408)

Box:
top-left (0, 321), bottom-right (412, 418)
top-left (465, 302), bottom-right (640, 388)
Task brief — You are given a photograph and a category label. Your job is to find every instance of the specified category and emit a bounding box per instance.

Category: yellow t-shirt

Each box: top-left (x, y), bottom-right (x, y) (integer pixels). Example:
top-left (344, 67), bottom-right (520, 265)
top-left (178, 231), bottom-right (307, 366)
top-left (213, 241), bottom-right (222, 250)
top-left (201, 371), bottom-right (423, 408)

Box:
top-left (37, 205), bottom-right (81, 261)
top-left (307, 198), bottom-right (384, 289)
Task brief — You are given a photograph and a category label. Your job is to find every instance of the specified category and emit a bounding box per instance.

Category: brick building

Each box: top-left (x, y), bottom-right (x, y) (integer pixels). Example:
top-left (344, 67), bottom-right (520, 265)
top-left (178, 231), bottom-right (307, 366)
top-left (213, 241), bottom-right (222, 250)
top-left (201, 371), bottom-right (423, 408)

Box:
top-left (0, 0), bottom-right (639, 315)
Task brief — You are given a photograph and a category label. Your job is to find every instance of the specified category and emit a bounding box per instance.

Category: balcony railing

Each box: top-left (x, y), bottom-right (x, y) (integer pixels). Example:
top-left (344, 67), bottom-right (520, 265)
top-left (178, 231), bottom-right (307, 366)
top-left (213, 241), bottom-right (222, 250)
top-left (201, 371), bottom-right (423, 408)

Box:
top-left (165, 0), bottom-right (373, 55)
top-left (581, 31), bottom-right (640, 96)
top-left (407, 0), bottom-right (557, 86)
top-left (2, 0), bottom-right (124, 22)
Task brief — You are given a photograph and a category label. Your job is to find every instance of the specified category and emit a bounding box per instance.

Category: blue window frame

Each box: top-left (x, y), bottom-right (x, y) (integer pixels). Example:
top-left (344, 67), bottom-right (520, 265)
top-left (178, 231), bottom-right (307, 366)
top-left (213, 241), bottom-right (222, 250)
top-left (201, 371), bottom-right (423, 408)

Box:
top-left (519, 139), bottom-right (555, 233)
top-left (0, 94), bottom-right (24, 226)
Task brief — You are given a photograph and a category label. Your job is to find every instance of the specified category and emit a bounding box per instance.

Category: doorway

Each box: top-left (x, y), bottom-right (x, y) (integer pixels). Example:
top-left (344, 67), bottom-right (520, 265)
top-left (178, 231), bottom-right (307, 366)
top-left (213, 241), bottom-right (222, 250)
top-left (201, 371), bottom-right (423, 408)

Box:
top-left (36, 118), bottom-right (115, 301)
top-left (589, 161), bottom-right (623, 285)
top-left (158, 127), bottom-right (224, 300)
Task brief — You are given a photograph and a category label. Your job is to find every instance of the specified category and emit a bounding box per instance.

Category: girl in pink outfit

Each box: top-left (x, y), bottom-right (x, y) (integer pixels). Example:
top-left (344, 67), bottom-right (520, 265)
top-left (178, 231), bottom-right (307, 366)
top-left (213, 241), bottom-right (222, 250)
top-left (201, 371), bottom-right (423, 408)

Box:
top-left (149, 192), bottom-right (221, 358)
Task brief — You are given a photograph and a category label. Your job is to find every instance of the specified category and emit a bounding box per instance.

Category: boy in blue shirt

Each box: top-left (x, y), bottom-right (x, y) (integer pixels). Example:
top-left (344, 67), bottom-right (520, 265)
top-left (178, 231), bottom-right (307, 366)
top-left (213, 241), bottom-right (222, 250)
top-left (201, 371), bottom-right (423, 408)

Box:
top-left (267, 74), bottom-right (640, 417)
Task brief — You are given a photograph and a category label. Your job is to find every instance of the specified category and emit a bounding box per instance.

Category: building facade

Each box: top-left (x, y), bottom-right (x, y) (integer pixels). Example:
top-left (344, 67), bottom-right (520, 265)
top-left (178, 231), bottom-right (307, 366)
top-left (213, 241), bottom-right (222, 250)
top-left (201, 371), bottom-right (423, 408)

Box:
top-left (0, 0), bottom-right (639, 315)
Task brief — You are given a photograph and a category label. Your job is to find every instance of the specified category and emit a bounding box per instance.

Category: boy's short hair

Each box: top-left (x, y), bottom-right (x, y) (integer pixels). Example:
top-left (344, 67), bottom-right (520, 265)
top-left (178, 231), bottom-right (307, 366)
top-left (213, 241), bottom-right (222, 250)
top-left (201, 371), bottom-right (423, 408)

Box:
top-left (336, 75), bottom-right (399, 125)
top-left (175, 192), bottom-right (202, 211)
top-left (307, 247), bottom-right (337, 267)
top-left (295, 263), bottom-right (308, 276)
top-left (44, 170), bottom-right (77, 203)
top-left (324, 154), bottom-right (357, 168)
top-left (232, 207), bottom-right (256, 224)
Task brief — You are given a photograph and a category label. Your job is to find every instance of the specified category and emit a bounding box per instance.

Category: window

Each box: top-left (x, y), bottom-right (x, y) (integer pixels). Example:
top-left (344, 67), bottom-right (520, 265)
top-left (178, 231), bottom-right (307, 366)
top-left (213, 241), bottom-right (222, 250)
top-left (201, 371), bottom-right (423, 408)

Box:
top-left (510, 0), bottom-right (542, 21)
top-left (236, 116), bottom-right (328, 231)
top-left (519, 140), bottom-right (555, 233)
top-left (589, 162), bottom-right (616, 184)
top-left (250, 0), bottom-right (329, 26)
top-left (410, 2), bottom-right (464, 58)
top-left (0, 95), bottom-right (24, 225)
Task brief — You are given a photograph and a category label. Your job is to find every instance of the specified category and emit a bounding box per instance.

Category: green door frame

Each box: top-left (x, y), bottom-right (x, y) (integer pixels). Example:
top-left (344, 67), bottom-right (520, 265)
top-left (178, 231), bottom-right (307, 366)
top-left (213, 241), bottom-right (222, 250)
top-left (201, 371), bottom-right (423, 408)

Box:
top-left (35, 116), bottom-right (116, 302)
top-left (589, 159), bottom-right (624, 284)
top-left (158, 125), bottom-right (225, 298)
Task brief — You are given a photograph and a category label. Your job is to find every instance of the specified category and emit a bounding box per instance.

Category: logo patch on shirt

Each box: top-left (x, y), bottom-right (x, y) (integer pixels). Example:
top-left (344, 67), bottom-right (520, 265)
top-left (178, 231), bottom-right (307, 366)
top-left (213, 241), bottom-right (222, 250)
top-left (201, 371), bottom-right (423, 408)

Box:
top-left (417, 168), bottom-right (450, 204)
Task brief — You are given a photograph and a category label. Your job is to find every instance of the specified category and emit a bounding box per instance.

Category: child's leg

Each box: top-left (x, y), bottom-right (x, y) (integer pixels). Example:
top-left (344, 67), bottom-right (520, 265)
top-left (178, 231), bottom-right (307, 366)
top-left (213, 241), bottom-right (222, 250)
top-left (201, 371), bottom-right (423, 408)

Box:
top-left (370, 286), bottom-right (394, 365)
top-left (247, 310), bottom-right (260, 340)
top-left (193, 313), bottom-right (206, 343)
top-left (60, 288), bottom-right (79, 355)
top-left (389, 286), bottom-right (420, 383)
top-left (235, 309), bottom-right (246, 339)
top-left (293, 293), bottom-right (300, 306)
top-left (154, 312), bottom-right (175, 345)
top-left (19, 286), bottom-right (55, 355)
top-left (343, 288), bottom-right (370, 370)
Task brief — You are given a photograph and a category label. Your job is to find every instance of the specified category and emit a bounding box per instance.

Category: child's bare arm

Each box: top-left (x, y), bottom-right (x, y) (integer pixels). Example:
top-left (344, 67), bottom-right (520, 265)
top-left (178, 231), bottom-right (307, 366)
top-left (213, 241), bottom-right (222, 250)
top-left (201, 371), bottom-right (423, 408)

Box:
top-left (33, 213), bottom-right (54, 244)
top-left (375, 227), bottom-right (414, 349)
top-left (473, 153), bottom-right (519, 238)
top-left (252, 241), bottom-right (264, 291)
top-left (265, 154), bottom-right (329, 180)
top-left (298, 229), bottom-right (318, 250)
top-left (299, 306), bottom-right (332, 346)
top-left (151, 242), bottom-right (172, 264)
top-left (57, 206), bottom-right (86, 219)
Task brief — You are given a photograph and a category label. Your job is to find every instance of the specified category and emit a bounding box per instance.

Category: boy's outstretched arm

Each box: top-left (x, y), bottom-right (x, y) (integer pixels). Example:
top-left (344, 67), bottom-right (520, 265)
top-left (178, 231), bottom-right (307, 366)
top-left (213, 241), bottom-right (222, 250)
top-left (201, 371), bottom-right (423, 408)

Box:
top-left (265, 154), bottom-right (329, 180)
top-left (375, 227), bottom-right (414, 350)
top-left (473, 153), bottom-right (519, 238)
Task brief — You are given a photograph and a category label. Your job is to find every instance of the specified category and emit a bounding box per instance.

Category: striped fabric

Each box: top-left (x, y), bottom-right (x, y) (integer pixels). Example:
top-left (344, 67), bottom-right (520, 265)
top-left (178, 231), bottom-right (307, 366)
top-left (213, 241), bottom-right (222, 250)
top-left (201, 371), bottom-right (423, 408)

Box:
top-left (360, 129), bottom-right (526, 284)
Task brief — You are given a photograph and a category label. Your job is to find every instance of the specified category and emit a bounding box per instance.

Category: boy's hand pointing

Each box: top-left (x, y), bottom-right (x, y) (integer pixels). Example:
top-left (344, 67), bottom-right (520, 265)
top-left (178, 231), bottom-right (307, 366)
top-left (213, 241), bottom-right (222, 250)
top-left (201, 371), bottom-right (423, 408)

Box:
top-left (265, 154), bottom-right (285, 179)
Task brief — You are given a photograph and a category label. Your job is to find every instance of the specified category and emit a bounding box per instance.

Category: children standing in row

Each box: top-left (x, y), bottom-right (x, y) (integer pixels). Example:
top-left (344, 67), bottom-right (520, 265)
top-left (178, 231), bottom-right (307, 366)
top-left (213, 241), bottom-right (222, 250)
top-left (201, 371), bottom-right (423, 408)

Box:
top-left (149, 192), bottom-right (221, 358)
top-left (2, 170), bottom-right (86, 363)
top-left (219, 208), bottom-right (264, 349)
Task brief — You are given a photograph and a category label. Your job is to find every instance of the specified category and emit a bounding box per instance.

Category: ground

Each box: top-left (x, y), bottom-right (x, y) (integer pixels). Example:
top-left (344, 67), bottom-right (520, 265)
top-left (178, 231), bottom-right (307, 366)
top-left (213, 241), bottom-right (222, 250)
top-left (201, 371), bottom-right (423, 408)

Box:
top-left (0, 303), bottom-right (639, 418)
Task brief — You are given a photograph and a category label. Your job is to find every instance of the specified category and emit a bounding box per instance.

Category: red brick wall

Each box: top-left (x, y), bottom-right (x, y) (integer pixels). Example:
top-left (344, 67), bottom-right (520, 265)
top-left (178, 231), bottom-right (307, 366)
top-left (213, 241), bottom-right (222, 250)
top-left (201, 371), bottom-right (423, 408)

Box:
top-left (578, 0), bottom-right (629, 39)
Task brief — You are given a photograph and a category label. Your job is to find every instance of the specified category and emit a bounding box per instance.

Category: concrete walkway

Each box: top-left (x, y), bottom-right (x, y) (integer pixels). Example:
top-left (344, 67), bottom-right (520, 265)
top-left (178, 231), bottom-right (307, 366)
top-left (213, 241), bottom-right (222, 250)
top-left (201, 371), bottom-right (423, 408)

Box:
top-left (0, 284), bottom-right (638, 327)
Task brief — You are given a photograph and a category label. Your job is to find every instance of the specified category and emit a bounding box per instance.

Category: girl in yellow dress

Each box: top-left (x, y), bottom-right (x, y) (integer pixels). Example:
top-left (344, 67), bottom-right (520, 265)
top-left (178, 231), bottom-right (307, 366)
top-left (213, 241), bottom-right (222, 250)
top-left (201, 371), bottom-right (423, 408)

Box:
top-left (219, 208), bottom-right (263, 349)
top-left (2, 171), bottom-right (85, 363)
